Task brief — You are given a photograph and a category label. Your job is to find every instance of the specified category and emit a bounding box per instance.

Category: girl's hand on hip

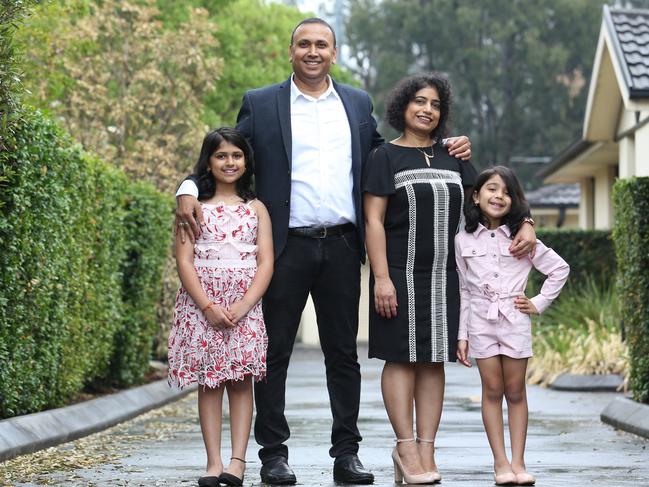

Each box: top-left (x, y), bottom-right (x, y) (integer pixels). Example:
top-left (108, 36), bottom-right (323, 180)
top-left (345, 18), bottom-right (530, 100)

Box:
top-left (176, 195), bottom-right (204, 244)
top-left (205, 305), bottom-right (235, 330)
top-left (514, 296), bottom-right (539, 315)
top-left (374, 276), bottom-right (398, 319)
top-left (457, 340), bottom-right (472, 367)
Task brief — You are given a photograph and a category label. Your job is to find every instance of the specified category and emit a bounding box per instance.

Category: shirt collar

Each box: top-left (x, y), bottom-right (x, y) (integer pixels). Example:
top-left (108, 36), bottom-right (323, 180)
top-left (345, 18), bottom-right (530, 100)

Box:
top-left (473, 223), bottom-right (511, 238)
top-left (290, 74), bottom-right (339, 103)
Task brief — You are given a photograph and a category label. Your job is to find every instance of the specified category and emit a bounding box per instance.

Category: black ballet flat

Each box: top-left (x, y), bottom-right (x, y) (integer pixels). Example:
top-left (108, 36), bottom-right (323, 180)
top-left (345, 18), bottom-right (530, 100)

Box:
top-left (197, 475), bottom-right (220, 487)
top-left (219, 456), bottom-right (246, 486)
top-left (219, 472), bottom-right (243, 486)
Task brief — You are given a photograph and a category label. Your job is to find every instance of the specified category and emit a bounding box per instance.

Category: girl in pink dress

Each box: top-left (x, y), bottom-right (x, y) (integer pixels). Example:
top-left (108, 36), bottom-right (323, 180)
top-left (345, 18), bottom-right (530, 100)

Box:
top-left (454, 166), bottom-right (569, 486)
top-left (168, 127), bottom-right (273, 487)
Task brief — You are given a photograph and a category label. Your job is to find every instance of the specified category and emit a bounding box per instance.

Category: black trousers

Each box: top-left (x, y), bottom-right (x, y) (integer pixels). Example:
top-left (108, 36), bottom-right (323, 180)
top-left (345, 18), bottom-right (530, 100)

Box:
top-left (254, 228), bottom-right (362, 462)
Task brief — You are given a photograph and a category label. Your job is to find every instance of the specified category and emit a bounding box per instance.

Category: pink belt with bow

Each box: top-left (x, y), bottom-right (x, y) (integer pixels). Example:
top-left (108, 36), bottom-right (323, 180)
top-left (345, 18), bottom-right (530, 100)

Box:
top-left (470, 284), bottom-right (521, 322)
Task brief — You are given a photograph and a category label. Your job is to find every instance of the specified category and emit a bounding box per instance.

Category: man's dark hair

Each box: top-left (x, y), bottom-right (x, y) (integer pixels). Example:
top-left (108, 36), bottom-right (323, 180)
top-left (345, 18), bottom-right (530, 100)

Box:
top-left (385, 72), bottom-right (452, 141)
top-left (290, 17), bottom-right (337, 47)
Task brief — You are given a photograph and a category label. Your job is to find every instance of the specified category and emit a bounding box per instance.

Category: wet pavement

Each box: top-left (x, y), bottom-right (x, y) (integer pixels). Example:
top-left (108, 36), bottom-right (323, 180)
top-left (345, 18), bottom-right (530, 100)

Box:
top-left (2, 345), bottom-right (648, 486)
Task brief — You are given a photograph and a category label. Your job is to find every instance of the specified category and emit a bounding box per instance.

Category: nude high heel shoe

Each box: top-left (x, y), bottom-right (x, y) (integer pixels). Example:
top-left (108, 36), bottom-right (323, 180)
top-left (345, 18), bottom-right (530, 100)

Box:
top-left (416, 437), bottom-right (442, 483)
top-left (392, 438), bottom-right (438, 485)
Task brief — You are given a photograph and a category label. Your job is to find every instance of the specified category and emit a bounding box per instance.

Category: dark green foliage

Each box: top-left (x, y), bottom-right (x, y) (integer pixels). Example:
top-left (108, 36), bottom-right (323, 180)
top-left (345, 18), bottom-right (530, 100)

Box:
top-left (613, 177), bottom-right (649, 404)
top-left (0, 108), bottom-right (173, 418)
top-left (109, 183), bottom-right (173, 386)
top-left (532, 228), bottom-right (615, 290)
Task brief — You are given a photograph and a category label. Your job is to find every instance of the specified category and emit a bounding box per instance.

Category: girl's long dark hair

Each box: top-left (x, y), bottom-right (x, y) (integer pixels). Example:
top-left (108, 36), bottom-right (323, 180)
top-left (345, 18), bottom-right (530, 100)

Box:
top-left (464, 166), bottom-right (529, 237)
top-left (192, 127), bottom-right (255, 201)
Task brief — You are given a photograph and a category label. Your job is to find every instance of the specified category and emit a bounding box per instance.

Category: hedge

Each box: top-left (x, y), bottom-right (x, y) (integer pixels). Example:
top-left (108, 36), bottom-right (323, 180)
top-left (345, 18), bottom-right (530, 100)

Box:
top-left (0, 108), bottom-right (173, 418)
top-left (531, 228), bottom-right (615, 290)
top-left (613, 177), bottom-right (649, 404)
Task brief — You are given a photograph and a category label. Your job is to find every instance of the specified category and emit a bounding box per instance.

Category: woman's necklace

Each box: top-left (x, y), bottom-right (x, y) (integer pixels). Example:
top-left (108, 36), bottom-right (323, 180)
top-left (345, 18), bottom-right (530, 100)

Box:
top-left (415, 146), bottom-right (434, 166)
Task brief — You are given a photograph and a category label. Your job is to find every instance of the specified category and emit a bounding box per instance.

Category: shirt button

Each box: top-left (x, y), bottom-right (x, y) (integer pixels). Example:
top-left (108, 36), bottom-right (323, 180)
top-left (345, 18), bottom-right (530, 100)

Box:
top-left (491, 232), bottom-right (495, 237)
top-left (494, 273), bottom-right (499, 278)
top-left (472, 250), bottom-right (477, 255)
top-left (284, 200), bottom-right (289, 206)
top-left (492, 253), bottom-right (497, 258)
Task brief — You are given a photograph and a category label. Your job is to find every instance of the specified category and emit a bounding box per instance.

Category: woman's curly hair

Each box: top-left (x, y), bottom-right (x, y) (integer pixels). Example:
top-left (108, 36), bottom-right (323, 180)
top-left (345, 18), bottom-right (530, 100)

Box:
top-left (385, 72), bottom-right (452, 141)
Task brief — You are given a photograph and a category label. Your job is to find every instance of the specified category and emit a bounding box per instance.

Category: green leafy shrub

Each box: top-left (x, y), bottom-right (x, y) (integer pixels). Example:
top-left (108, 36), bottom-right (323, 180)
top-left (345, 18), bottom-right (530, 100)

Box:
top-left (527, 278), bottom-right (627, 386)
top-left (613, 177), bottom-right (649, 403)
top-left (109, 183), bottom-right (173, 386)
top-left (531, 229), bottom-right (614, 289)
top-left (0, 108), bottom-right (172, 418)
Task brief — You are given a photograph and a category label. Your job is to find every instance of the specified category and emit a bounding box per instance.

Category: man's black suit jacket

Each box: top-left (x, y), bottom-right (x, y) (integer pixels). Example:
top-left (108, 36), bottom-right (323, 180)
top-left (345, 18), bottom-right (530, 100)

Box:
top-left (235, 77), bottom-right (383, 262)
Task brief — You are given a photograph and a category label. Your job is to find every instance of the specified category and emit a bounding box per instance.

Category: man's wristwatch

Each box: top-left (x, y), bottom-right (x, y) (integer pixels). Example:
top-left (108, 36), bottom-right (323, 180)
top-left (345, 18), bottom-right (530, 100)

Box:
top-left (522, 217), bottom-right (535, 227)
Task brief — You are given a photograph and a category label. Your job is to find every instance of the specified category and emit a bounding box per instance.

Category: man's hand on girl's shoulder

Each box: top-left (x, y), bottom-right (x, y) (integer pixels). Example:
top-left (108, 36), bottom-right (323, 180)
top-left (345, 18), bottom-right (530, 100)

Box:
top-left (176, 195), bottom-right (204, 244)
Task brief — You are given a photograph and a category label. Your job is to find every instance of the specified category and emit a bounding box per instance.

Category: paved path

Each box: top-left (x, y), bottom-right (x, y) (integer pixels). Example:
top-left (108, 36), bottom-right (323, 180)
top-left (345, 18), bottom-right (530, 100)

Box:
top-left (2, 346), bottom-right (648, 486)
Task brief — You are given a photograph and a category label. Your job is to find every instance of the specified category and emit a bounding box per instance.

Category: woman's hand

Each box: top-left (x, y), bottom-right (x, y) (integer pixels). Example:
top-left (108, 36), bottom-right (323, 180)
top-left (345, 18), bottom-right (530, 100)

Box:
top-left (445, 136), bottom-right (471, 160)
top-left (456, 340), bottom-right (472, 367)
top-left (514, 295), bottom-right (539, 315)
top-left (176, 195), bottom-right (204, 244)
top-left (374, 276), bottom-right (398, 319)
top-left (509, 222), bottom-right (537, 258)
top-left (205, 305), bottom-right (235, 330)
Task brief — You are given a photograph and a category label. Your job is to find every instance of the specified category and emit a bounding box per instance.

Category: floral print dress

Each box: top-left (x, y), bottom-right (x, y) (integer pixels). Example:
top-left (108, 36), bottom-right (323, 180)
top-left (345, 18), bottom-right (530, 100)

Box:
top-left (168, 202), bottom-right (267, 388)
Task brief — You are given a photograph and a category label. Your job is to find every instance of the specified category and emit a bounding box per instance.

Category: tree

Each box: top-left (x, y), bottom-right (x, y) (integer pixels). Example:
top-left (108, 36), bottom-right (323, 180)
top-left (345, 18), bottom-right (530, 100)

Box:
top-left (0, 0), bottom-right (39, 153)
top-left (18, 0), bottom-right (221, 191)
top-left (346, 0), bottom-right (608, 186)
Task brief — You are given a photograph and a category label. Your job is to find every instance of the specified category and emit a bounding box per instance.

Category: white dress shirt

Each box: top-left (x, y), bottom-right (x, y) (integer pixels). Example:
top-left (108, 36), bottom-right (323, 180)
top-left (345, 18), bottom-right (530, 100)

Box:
top-left (288, 75), bottom-right (354, 228)
top-left (176, 75), bottom-right (355, 228)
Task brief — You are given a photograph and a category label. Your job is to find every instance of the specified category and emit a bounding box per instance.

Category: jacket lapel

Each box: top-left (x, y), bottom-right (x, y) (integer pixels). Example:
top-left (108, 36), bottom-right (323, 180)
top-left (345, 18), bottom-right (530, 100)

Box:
top-left (277, 78), bottom-right (292, 168)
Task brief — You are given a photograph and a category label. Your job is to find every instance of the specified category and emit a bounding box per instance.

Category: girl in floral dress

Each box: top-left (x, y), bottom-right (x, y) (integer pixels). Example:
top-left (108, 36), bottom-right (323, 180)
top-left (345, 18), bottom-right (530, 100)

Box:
top-left (168, 127), bottom-right (273, 487)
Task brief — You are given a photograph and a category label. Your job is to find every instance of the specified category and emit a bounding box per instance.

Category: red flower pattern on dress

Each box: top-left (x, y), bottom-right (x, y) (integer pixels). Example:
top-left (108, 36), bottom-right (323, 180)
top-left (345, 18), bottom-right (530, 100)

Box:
top-left (168, 202), bottom-right (267, 389)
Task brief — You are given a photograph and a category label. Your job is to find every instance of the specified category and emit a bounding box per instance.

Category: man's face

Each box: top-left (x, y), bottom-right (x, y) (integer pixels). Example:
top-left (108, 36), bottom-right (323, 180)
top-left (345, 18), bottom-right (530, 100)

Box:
top-left (289, 23), bottom-right (337, 85)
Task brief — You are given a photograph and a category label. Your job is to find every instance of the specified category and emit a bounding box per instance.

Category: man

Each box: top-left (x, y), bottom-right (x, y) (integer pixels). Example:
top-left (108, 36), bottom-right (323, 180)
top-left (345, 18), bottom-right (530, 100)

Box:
top-left (176, 18), bottom-right (472, 485)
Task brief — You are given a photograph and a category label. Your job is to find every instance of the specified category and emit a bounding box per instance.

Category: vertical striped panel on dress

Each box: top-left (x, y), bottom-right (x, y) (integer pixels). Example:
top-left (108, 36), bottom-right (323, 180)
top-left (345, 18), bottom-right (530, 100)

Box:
top-left (405, 183), bottom-right (418, 362)
top-left (395, 168), bottom-right (463, 363)
top-left (430, 180), bottom-right (449, 362)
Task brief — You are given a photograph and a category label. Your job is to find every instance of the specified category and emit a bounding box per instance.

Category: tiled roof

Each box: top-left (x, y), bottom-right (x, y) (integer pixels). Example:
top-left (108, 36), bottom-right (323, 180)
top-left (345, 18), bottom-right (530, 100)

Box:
top-left (526, 184), bottom-right (580, 208)
top-left (606, 5), bottom-right (649, 98)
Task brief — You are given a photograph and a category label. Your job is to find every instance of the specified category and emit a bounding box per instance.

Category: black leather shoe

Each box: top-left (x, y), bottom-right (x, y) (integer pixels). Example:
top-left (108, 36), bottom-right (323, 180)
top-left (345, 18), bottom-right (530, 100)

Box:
top-left (333, 454), bottom-right (374, 484)
top-left (260, 457), bottom-right (297, 485)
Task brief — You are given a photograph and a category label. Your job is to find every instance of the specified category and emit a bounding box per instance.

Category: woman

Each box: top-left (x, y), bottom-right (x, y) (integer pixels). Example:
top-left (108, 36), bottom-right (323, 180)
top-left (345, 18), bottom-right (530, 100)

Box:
top-left (363, 73), bottom-right (535, 484)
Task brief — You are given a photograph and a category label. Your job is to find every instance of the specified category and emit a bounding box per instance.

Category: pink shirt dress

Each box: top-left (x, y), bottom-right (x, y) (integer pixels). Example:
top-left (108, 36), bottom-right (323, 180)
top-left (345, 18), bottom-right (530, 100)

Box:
top-left (454, 224), bottom-right (569, 359)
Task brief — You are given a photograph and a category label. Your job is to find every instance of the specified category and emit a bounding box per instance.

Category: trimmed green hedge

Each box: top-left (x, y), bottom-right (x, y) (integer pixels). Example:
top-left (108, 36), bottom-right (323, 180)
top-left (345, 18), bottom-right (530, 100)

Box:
top-left (0, 108), bottom-right (173, 418)
top-left (531, 228), bottom-right (615, 289)
top-left (613, 177), bottom-right (649, 404)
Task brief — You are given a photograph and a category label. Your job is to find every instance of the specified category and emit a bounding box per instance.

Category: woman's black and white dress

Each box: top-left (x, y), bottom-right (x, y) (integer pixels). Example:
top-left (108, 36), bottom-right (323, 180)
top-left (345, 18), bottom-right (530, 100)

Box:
top-left (363, 142), bottom-right (477, 363)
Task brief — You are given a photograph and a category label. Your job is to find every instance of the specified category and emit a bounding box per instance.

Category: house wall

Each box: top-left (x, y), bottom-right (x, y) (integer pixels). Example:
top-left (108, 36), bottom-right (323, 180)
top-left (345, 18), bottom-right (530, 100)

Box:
top-left (635, 111), bottom-right (649, 177)
top-left (593, 165), bottom-right (616, 229)
top-left (531, 207), bottom-right (580, 229)
top-left (618, 110), bottom-right (636, 178)
top-left (579, 178), bottom-right (595, 229)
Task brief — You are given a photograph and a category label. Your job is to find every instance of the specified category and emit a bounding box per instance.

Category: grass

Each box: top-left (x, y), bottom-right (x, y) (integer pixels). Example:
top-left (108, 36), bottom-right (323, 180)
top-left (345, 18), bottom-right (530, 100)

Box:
top-left (526, 278), bottom-right (629, 387)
